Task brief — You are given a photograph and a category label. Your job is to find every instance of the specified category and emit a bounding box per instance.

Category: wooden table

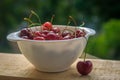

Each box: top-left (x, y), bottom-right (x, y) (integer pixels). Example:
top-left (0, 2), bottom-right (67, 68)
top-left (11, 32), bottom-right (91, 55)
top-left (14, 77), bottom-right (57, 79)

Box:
top-left (0, 53), bottom-right (120, 80)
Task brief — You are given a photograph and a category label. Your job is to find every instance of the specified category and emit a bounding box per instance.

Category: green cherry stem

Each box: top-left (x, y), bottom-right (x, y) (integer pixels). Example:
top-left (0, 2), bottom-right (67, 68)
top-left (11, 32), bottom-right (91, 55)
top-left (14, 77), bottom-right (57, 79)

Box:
top-left (67, 18), bottom-right (71, 26)
top-left (83, 37), bottom-right (88, 62)
top-left (24, 18), bottom-right (33, 33)
top-left (69, 16), bottom-right (77, 38)
top-left (24, 18), bottom-right (33, 24)
top-left (84, 52), bottom-right (87, 62)
top-left (50, 15), bottom-right (55, 23)
top-left (31, 10), bottom-right (41, 25)
top-left (69, 16), bottom-right (77, 26)
top-left (79, 22), bottom-right (85, 27)
top-left (61, 17), bottom-right (71, 35)
top-left (29, 23), bottom-right (41, 27)
top-left (29, 12), bottom-right (32, 19)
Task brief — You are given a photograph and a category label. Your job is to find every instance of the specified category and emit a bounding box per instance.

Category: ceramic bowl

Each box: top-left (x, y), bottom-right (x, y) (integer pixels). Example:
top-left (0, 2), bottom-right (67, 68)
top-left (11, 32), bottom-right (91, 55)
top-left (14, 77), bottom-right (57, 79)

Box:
top-left (7, 25), bottom-right (95, 72)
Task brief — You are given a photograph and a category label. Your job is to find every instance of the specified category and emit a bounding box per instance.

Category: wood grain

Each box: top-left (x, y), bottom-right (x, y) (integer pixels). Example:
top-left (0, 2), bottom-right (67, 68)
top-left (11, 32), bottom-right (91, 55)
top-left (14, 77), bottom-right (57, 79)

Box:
top-left (0, 53), bottom-right (120, 80)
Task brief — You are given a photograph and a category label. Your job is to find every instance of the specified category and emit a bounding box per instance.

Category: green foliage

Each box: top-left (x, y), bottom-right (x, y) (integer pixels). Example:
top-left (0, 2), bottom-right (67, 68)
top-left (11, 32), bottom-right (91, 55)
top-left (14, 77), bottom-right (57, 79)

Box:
top-left (75, 0), bottom-right (120, 21)
top-left (87, 19), bottom-right (120, 59)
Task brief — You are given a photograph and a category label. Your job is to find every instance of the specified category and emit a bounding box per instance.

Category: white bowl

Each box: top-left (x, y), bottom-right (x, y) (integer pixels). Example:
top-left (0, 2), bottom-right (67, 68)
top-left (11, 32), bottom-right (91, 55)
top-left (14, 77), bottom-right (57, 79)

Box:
top-left (7, 25), bottom-right (95, 72)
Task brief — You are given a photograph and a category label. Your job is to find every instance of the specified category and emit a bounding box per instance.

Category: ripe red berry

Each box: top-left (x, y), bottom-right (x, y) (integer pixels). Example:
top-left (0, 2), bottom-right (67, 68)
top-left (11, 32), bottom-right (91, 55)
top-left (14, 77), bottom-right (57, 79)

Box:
top-left (34, 31), bottom-right (41, 37)
top-left (20, 29), bottom-right (30, 37)
top-left (33, 36), bottom-right (45, 40)
top-left (43, 22), bottom-right (52, 30)
top-left (62, 30), bottom-right (71, 37)
top-left (76, 60), bottom-right (93, 75)
top-left (52, 27), bottom-right (60, 33)
top-left (42, 30), bottom-right (49, 35)
top-left (46, 32), bottom-right (58, 40)
top-left (63, 35), bottom-right (72, 40)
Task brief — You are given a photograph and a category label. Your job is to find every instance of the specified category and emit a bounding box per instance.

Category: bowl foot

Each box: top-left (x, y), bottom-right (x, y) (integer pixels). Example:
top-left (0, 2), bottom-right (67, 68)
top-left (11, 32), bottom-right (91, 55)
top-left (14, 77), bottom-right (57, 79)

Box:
top-left (35, 67), bottom-right (70, 72)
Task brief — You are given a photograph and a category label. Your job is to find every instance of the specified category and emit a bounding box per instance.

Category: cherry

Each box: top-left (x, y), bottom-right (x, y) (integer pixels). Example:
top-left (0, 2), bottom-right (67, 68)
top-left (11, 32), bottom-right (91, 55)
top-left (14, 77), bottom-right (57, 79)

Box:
top-left (52, 27), bottom-right (60, 33)
top-left (73, 29), bottom-right (86, 38)
top-left (34, 31), bottom-right (41, 37)
top-left (42, 22), bottom-right (52, 30)
top-left (55, 33), bottom-right (63, 40)
top-left (19, 29), bottom-right (30, 37)
top-left (76, 60), bottom-right (93, 75)
top-left (80, 29), bottom-right (86, 37)
top-left (63, 35), bottom-right (72, 40)
top-left (42, 26), bottom-right (48, 30)
top-left (20, 29), bottom-right (34, 39)
top-left (42, 30), bottom-right (49, 35)
top-left (46, 32), bottom-right (58, 40)
top-left (27, 32), bottom-right (34, 39)
top-left (62, 30), bottom-right (71, 37)
top-left (75, 30), bottom-right (82, 38)
top-left (41, 33), bottom-right (46, 38)
top-left (33, 36), bottom-right (45, 40)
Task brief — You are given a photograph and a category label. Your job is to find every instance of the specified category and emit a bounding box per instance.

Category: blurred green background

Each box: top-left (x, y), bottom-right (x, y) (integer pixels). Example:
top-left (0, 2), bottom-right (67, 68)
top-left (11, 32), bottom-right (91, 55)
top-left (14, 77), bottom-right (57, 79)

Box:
top-left (0, 0), bottom-right (120, 60)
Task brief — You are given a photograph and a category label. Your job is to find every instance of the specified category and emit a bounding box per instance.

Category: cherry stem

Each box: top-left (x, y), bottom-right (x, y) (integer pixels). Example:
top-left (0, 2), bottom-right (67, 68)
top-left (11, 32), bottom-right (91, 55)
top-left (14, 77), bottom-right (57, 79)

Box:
top-left (61, 17), bottom-right (71, 35)
top-left (29, 23), bottom-right (41, 27)
top-left (29, 13), bottom-right (32, 19)
top-left (24, 18), bottom-right (33, 24)
top-left (83, 37), bottom-right (88, 62)
top-left (69, 16), bottom-right (77, 26)
top-left (50, 15), bottom-right (55, 23)
top-left (79, 22), bottom-right (85, 27)
top-left (69, 16), bottom-right (77, 38)
top-left (62, 28), bottom-right (74, 33)
top-left (84, 52), bottom-right (86, 62)
top-left (31, 10), bottom-right (41, 25)
top-left (67, 18), bottom-right (71, 26)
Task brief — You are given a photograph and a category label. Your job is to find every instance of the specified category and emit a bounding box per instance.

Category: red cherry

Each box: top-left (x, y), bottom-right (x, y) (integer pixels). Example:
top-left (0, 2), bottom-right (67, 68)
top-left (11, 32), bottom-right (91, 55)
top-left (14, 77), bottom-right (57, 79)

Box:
top-left (73, 29), bottom-right (86, 38)
top-left (28, 32), bottom-right (34, 39)
top-left (63, 35), bottom-right (72, 40)
top-left (76, 30), bottom-right (82, 38)
top-left (76, 60), bottom-right (93, 75)
top-left (62, 30), bottom-right (71, 37)
top-left (20, 29), bottom-right (30, 37)
top-left (42, 30), bottom-right (49, 35)
top-left (55, 33), bottom-right (63, 40)
top-left (52, 27), bottom-right (60, 33)
top-left (34, 31), bottom-right (41, 36)
top-left (41, 33), bottom-right (47, 38)
top-left (33, 36), bottom-right (45, 40)
top-left (46, 32), bottom-right (58, 40)
top-left (43, 22), bottom-right (52, 30)
top-left (79, 29), bottom-right (86, 37)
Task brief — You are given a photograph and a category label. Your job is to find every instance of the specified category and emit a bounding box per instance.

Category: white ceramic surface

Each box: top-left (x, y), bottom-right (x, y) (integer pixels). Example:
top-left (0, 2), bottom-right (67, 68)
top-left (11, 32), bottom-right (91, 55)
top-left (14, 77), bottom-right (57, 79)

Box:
top-left (7, 25), bottom-right (96, 72)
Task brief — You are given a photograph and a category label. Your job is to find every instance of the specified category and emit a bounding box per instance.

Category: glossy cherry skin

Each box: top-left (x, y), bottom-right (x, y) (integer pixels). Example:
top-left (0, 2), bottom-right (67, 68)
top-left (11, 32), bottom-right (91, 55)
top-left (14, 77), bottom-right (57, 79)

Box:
top-left (19, 29), bottom-right (30, 37)
top-left (52, 27), bottom-right (60, 33)
top-left (42, 22), bottom-right (52, 30)
top-left (33, 36), bottom-right (45, 40)
top-left (62, 30), bottom-right (71, 37)
top-left (46, 32), bottom-right (58, 40)
top-left (76, 60), bottom-right (93, 75)
top-left (42, 30), bottom-right (49, 35)
top-left (34, 31), bottom-right (41, 36)
top-left (63, 35), bottom-right (72, 40)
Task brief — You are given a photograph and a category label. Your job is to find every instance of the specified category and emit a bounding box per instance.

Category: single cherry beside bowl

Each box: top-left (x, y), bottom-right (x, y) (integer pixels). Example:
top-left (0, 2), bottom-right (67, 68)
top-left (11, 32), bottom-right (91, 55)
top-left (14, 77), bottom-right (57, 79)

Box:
top-left (76, 60), bottom-right (93, 75)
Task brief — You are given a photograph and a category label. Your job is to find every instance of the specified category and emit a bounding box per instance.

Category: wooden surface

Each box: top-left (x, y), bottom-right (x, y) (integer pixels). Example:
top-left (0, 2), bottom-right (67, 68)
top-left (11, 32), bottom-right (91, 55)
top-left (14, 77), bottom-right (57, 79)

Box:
top-left (0, 53), bottom-right (120, 80)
